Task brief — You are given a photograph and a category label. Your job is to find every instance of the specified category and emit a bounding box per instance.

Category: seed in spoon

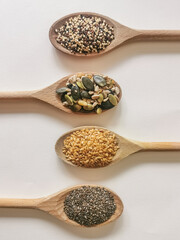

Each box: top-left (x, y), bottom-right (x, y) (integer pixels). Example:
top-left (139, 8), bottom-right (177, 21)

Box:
top-left (62, 128), bottom-right (119, 168)
top-left (55, 15), bottom-right (114, 55)
top-left (82, 77), bottom-right (94, 91)
top-left (56, 87), bottom-right (69, 94)
top-left (56, 73), bottom-right (121, 114)
top-left (93, 75), bottom-right (107, 87)
top-left (64, 186), bottom-right (116, 227)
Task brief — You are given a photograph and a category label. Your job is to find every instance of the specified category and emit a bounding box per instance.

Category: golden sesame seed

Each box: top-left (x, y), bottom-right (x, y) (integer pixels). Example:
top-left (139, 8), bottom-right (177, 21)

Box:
top-left (62, 128), bottom-right (119, 168)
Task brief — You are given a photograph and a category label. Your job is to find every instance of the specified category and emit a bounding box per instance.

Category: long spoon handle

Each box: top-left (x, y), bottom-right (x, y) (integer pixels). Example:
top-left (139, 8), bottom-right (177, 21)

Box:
top-left (0, 198), bottom-right (40, 208)
top-left (136, 30), bottom-right (180, 41)
top-left (0, 91), bottom-right (37, 100)
top-left (139, 142), bottom-right (180, 151)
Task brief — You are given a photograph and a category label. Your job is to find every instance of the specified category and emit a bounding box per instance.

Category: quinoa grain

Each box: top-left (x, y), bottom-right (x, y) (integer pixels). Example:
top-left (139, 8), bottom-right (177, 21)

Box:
top-left (55, 15), bottom-right (114, 55)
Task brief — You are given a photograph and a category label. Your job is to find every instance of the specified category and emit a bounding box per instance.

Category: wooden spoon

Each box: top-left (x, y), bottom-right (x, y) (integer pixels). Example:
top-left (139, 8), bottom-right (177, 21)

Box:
top-left (0, 184), bottom-right (123, 227)
top-left (49, 12), bottom-right (180, 56)
top-left (0, 72), bottom-right (121, 114)
top-left (55, 126), bottom-right (180, 167)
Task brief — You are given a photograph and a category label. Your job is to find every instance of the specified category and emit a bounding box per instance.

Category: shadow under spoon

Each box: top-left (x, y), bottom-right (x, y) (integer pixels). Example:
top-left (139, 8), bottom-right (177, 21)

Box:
top-left (55, 126), bottom-right (180, 168)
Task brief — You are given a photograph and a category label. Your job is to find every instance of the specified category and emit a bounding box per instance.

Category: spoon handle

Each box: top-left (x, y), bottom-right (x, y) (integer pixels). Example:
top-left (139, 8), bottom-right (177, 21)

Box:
top-left (140, 142), bottom-right (180, 150)
top-left (136, 30), bottom-right (180, 41)
top-left (0, 198), bottom-right (40, 208)
top-left (0, 90), bottom-right (37, 100)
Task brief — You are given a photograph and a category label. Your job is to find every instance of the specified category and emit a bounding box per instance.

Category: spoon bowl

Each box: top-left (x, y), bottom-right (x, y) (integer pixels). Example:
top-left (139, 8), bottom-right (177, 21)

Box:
top-left (49, 12), bottom-right (123, 57)
top-left (49, 12), bottom-right (180, 57)
top-left (0, 184), bottom-right (123, 227)
top-left (0, 72), bottom-right (122, 114)
top-left (55, 126), bottom-right (180, 168)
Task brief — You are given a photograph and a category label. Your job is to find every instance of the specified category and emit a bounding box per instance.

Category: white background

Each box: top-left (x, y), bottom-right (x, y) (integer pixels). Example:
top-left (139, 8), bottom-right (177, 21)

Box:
top-left (0, 0), bottom-right (180, 239)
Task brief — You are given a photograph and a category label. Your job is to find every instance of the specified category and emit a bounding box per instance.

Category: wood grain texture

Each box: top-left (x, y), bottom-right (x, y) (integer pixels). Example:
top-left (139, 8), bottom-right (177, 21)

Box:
top-left (0, 72), bottom-right (122, 114)
top-left (0, 198), bottom-right (40, 208)
top-left (49, 12), bottom-right (180, 56)
top-left (55, 126), bottom-right (180, 168)
top-left (134, 30), bottom-right (180, 41)
top-left (137, 141), bottom-right (180, 150)
top-left (0, 91), bottom-right (37, 99)
top-left (0, 185), bottom-right (123, 227)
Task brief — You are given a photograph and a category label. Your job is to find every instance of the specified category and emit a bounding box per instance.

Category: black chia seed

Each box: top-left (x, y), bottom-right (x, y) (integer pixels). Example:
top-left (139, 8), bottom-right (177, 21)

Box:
top-left (64, 186), bottom-right (116, 227)
top-left (55, 15), bottom-right (114, 55)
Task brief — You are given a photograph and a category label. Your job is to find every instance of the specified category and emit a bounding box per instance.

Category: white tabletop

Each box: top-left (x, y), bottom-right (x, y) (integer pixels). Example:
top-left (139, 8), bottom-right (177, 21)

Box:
top-left (0, 0), bottom-right (180, 239)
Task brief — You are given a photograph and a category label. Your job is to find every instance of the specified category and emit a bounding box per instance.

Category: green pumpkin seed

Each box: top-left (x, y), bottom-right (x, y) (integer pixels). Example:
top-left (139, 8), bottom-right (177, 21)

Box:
top-left (78, 100), bottom-right (88, 106)
top-left (56, 87), bottom-right (69, 94)
top-left (71, 104), bottom-right (82, 112)
top-left (108, 94), bottom-right (117, 106)
top-left (83, 104), bottom-right (94, 111)
top-left (93, 75), bottom-right (107, 87)
top-left (71, 84), bottom-right (80, 100)
top-left (61, 93), bottom-right (66, 102)
top-left (66, 83), bottom-right (73, 89)
top-left (81, 90), bottom-right (91, 99)
top-left (82, 77), bottom-right (94, 90)
top-left (65, 94), bottom-right (73, 106)
top-left (97, 93), bottom-right (104, 103)
top-left (77, 81), bottom-right (85, 89)
top-left (101, 100), bottom-right (114, 109)
top-left (96, 107), bottom-right (102, 114)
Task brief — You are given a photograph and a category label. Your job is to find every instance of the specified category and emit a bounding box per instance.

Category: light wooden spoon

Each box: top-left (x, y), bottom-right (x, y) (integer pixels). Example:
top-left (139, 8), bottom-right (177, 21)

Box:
top-left (0, 184), bottom-right (123, 227)
top-left (49, 12), bottom-right (180, 57)
top-left (0, 72), bottom-right (121, 114)
top-left (55, 126), bottom-right (180, 168)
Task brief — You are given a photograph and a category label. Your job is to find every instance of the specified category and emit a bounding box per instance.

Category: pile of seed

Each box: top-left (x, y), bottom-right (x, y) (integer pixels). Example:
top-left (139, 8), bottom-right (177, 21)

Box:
top-left (63, 128), bottom-right (119, 168)
top-left (56, 73), bottom-right (120, 114)
top-left (64, 186), bottom-right (116, 227)
top-left (55, 14), bottom-right (114, 54)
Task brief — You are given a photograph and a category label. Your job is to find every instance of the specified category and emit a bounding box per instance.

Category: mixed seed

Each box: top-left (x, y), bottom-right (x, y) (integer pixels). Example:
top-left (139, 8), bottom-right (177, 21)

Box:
top-left (64, 186), bottom-right (116, 227)
top-left (56, 73), bottom-right (121, 114)
top-left (55, 14), bottom-right (114, 54)
top-left (63, 128), bottom-right (119, 168)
